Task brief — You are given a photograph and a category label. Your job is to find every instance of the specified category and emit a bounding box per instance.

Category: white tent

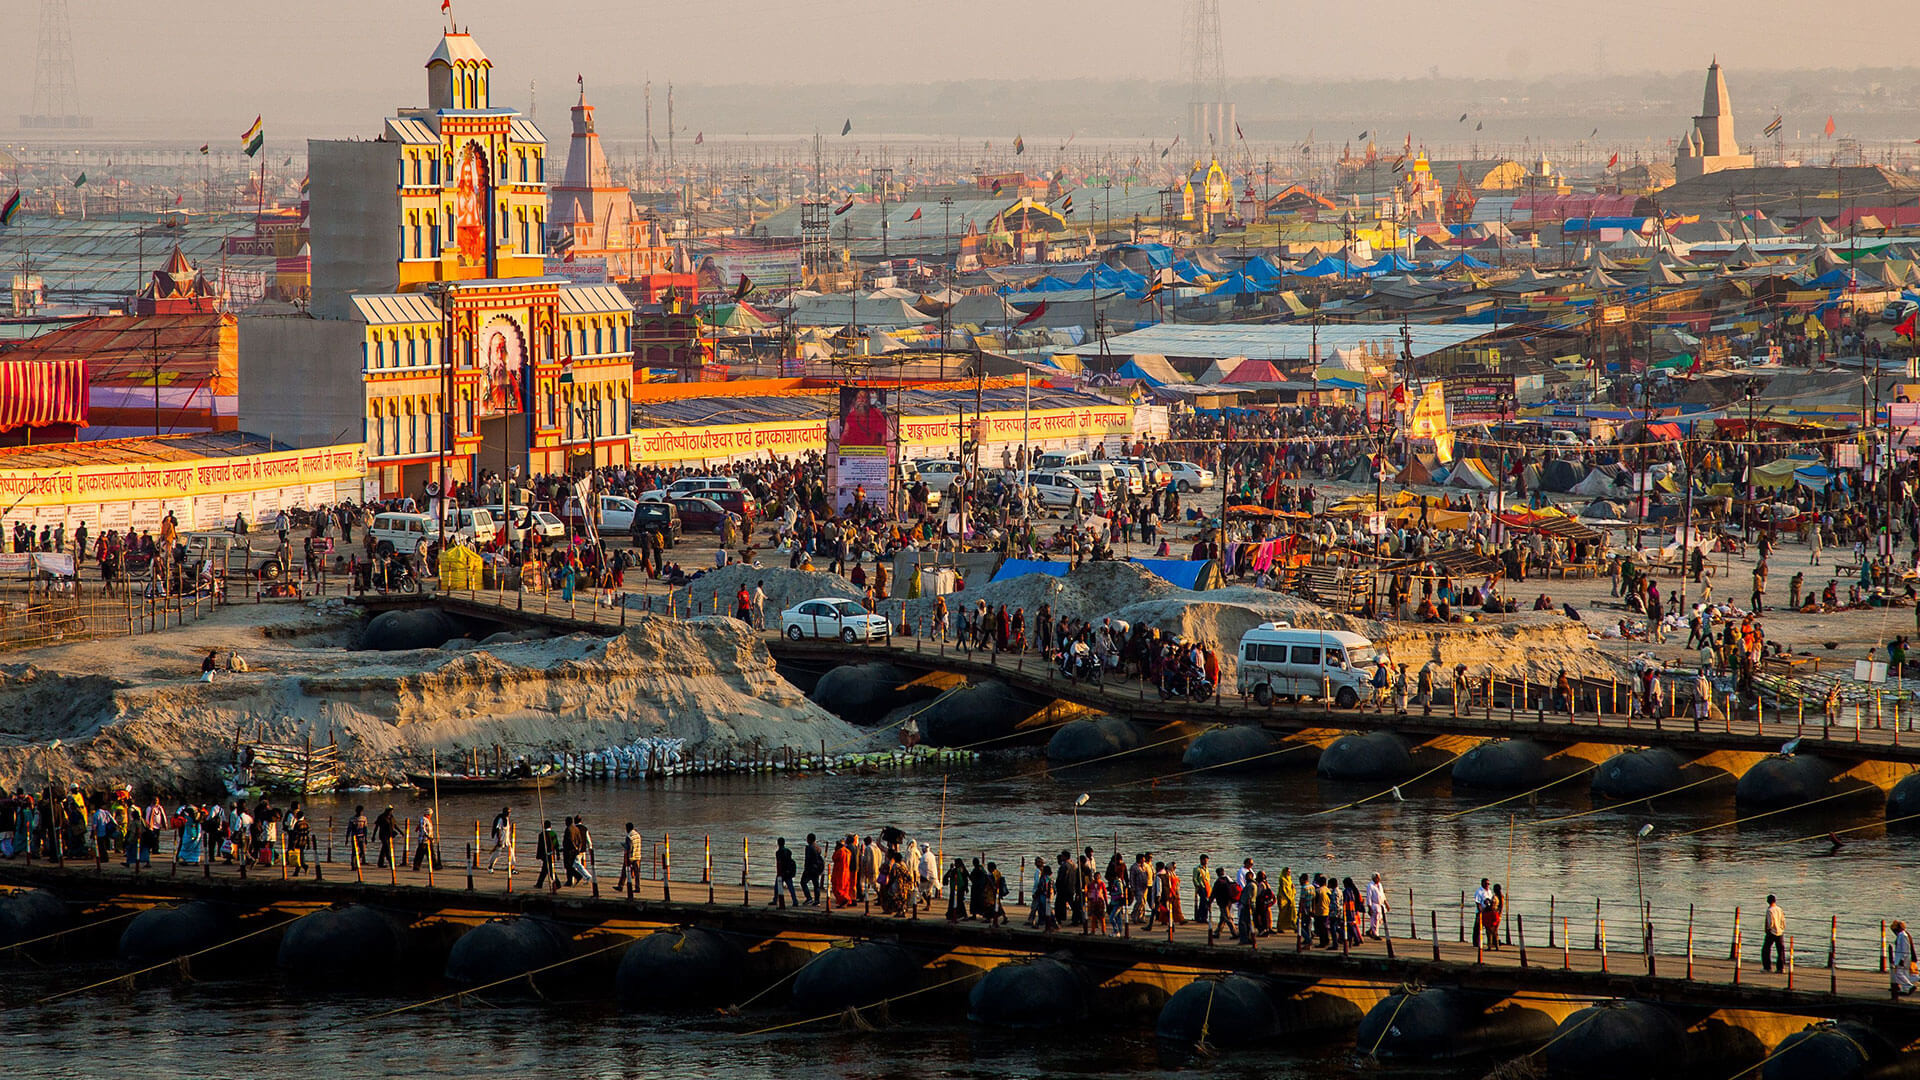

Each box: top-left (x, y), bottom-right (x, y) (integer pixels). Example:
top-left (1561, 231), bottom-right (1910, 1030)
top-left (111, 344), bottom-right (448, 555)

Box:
top-left (1571, 467), bottom-right (1629, 497)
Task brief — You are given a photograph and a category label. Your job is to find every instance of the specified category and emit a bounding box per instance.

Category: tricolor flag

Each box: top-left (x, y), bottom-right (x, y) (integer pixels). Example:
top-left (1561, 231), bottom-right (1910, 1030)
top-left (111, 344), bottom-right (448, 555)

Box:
top-left (1763, 115), bottom-right (1783, 138)
top-left (1014, 301), bottom-right (1048, 327)
top-left (990, 179), bottom-right (1004, 196)
top-left (558, 355), bottom-right (573, 384)
top-left (1390, 153), bottom-right (1407, 173)
top-left (298, 173), bottom-right (310, 196)
top-left (1059, 194), bottom-right (1073, 215)
top-left (1144, 278), bottom-right (1168, 299)
top-left (1013, 135), bottom-right (1025, 155)
top-left (0, 189), bottom-right (19, 226)
top-left (733, 273), bottom-right (753, 300)
top-left (834, 198), bottom-right (854, 215)
top-left (198, 144), bottom-right (209, 155)
top-left (907, 207), bottom-right (922, 221)
top-left (241, 115), bottom-right (264, 157)
top-left (1607, 152), bottom-right (1619, 168)
top-left (1824, 115), bottom-right (1836, 137)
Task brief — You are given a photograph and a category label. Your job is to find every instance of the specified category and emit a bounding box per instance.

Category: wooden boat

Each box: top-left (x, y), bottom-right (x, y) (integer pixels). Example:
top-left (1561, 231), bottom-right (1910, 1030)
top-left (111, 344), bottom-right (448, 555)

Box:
top-left (404, 770), bottom-right (556, 794)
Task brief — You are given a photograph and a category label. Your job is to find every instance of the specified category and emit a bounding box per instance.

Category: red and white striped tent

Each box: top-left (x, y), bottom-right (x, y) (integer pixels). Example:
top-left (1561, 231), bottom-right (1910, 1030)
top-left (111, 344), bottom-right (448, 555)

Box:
top-left (0, 359), bottom-right (88, 433)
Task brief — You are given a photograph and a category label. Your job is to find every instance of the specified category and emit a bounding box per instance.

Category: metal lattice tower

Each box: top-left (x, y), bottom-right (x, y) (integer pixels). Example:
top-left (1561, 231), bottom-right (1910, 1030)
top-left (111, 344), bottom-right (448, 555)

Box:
top-left (1182, 0), bottom-right (1230, 154)
top-left (24, 0), bottom-right (90, 129)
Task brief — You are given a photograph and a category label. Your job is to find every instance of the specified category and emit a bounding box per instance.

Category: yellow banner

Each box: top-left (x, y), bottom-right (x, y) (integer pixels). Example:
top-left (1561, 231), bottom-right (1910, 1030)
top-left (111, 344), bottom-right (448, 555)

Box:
top-left (0, 445), bottom-right (367, 510)
top-left (633, 405), bottom-right (1136, 465)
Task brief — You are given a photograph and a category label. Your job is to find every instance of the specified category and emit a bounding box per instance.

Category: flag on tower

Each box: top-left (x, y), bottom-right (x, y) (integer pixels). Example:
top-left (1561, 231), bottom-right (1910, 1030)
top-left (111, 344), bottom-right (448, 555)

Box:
top-left (694, 132), bottom-right (704, 145)
top-left (834, 198), bottom-right (854, 215)
top-left (1391, 154), bottom-right (1407, 173)
top-left (72, 173), bottom-right (87, 188)
top-left (441, 0), bottom-right (451, 12)
top-left (907, 207), bottom-right (922, 221)
top-left (1013, 135), bottom-right (1025, 155)
top-left (241, 116), bottom-right (264, 157)
top-left (1607, 152), bottom-right (1619, 168)
top-left (299, 174), bottom-right (310, 196)
top-left (990, 179), bottom-right (1004, 196)
top-left (0, 190), bottom-right (19, 226)
top-left (1015, 301), bottom-right (1048, 327)
top-left (1763, 115), bottom-right (1783, 138)
top-left (1824, 115), bottom-right (1836, 137)
top-left (198, 144), bottom-right (209, 155)
top-left (841, 119), bottom-right (852, 136)
top-left (1060, 194), bottom-right (1074, 215)
top-left (733, 274), bottom-right (754, 300)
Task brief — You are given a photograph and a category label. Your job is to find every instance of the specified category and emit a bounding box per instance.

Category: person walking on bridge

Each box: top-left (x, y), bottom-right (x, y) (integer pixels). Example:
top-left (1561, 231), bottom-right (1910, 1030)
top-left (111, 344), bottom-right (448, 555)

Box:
top-left (800, 833), bottom-right (824, 906)
top-left (1366, 873), bottom-right (1389, 940)
top-left (1762, 894), bottom-right (1787, 973)
top-left (372, 805), bottom-right (396, 868)
top-left (1892, 920), bottom-right (1916, 999)
top-left (411, 809), bottom-right (440, 872)
top-left (1473, 879), bottom-right (1495, 949)
top-left (773, 837), bottom-right (798, 908)
top-left (485, 806), bottom-right (511, 872)
top-left (346, 805), bottom-right (368, 868)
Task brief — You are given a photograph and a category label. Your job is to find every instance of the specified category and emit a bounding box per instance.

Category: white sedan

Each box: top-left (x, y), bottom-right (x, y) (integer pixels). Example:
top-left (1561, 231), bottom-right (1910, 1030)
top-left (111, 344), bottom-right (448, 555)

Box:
top-left (782, 598), bottom-right (891, 643)
top-left (1165, 461), bottom-right (1216, 492)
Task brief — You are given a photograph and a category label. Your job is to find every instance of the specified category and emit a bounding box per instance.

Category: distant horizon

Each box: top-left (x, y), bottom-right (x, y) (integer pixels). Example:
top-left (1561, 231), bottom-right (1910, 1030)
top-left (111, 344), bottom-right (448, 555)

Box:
top-left (7, 0), bottom-right (1920, 146)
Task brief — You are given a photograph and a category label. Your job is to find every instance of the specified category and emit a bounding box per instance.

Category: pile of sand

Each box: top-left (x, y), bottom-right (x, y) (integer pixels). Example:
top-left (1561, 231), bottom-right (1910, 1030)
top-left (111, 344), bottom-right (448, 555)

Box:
top-left (0, 606), bottom-right (859, 794)
top-left (659, 564), bottom-right (861, 620)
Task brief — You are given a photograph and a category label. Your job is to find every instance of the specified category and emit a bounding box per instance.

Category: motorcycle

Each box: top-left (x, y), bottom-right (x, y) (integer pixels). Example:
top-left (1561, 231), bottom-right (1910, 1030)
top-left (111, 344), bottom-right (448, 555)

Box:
top-left (1059, 641), bottom-right (1103, 686)
top-left (1159, 665), bottom-right (1215, 702)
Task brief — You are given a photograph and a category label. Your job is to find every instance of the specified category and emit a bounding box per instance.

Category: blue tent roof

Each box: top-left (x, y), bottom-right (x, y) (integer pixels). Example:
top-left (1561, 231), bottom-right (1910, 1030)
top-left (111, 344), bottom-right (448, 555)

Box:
top-left (989, 559), bottom-right (1070, 583)
top-left (1241, 256), bottom-right (1284, 283)
top-left (1292, 256), bottom-right (1350, 278)
top-left (1129, 557), bottom-right (1212, 590)
top-left (1209, 271), bottom-right (1272, 297)
top-left (1806, 268), bottom-right (1858, 289)
top-left (1116, 360), bottom-right (1167, 386)
top-left (1434, 254), bottom-right (1492, 271)
top-left (1358, 254), bottom-right (1419, 274)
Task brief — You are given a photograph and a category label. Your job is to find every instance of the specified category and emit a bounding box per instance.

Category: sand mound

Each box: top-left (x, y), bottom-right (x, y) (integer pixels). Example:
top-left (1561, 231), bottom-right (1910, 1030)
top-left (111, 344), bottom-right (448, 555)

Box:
top-left (899, 560), bottom-right (1187, 630)
top-left (658, 564), bottom-right (861, 619)
top-left (0, 613), bottom-right (857, 794)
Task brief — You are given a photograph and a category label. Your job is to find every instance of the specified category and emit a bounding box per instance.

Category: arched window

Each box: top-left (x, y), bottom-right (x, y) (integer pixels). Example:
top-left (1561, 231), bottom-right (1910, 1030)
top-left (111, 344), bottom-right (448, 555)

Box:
top-left (361, 340), bottom-right (369, 371)
top-left (427, 212), bottom-right (438, 256)
top-left (405, 399), bottom-right (416, 453)
top-left (594, 320), bottom-right (604, 355)
top-left (406, 333), bottom-right (417, 366)
top-left (533, 210), bottom-right (543, 253)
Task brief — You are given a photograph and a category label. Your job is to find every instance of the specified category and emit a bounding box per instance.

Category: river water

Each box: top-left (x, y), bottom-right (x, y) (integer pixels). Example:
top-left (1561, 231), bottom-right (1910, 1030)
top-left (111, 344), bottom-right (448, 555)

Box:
top-left (11, 758), bottom-right (1903, 1080)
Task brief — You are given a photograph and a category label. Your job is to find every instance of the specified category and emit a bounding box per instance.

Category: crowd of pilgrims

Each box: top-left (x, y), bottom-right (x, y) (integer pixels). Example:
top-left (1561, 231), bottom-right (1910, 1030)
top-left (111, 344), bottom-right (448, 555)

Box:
top-left (783, 832), bottom-right (1408, 946)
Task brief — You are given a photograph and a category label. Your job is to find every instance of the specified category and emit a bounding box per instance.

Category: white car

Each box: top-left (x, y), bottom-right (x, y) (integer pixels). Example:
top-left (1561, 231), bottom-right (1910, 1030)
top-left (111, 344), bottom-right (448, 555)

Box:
top-left (641, 476), bottom-right (743, 502)
top-left (1103, 462), bottom-right (1148, 495)
top-left (1164, 461), bottom-right (1216, 492)
top-left (781, 598), bottom-right (891, 643)
top-left (481, 506), bottom-right (566, 540)
top-left (560, 495), bottom-right (639, 535)
top-left (911, 459), bottom-right (966, 494)
top-left (1027, 469), bottom-right (1094, 509)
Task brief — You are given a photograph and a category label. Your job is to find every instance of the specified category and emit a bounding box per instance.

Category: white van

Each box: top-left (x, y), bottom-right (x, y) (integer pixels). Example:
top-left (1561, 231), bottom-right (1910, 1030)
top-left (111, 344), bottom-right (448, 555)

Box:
top-left (1036, 448), bottom-right (1091, 470)
top-left (368, 509), bottom-right (494, 556)
top-left (1236, 622), bottom-right (1377, 708)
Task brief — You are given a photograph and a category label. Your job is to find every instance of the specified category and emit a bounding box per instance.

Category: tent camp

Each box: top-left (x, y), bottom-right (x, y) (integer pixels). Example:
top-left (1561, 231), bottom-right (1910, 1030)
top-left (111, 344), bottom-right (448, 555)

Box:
top-left (1199, 356), bottom-right (1248, 384)
top-left (1115, 353), bottom-right (1187, 386)
top-left (1539, 458), bottom-right (1584, 492)
top-left (1222, 359), bottom-right (1285, 384)
top-left (1396, 453), bottom-right (1441, 486)
top-left (1444, 457), bottom-right (1498, 489)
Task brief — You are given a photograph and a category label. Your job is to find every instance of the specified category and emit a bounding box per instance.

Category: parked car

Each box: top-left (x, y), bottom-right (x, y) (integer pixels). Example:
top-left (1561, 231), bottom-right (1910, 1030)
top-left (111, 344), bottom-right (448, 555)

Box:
top-left (558, 495), bottom-right (639, 535)
top-left (480, 505), bottom-right (566, 540)
top-left (641, 476), bottom-right (743, 502)
top-left (912, 459), bottom-right (966, 494)
top-left (1884, 299), bottom-right (1918, 324)
top-left (367, 509), bottom-right (495, 554)
top-left (705, 487), bottom-right (759, 528)
top-left (1104, 462), bottom-right (1148, 495)
top-left (669, 495), bottom-right (735, 534)
top-left (781, 597), bottom-right (890, 642)
top-left (631, 500), bottom-right (682, 547)
top-left (1027, 469), bottom-right (1094, 509)
top-left (180, 531), bottom-right (285, 581)
top-left (1164, 461), bottom-right (1216, 492)
top-left (1106, 456), bottom-right (1169, 489)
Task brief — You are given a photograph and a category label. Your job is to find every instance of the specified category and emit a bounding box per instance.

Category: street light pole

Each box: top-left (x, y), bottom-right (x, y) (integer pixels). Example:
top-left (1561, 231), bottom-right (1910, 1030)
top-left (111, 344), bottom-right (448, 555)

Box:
top-left (1073, 793), bottom-right (1089, 852)
top-left (1634, 823), bottom-right (1654, 962)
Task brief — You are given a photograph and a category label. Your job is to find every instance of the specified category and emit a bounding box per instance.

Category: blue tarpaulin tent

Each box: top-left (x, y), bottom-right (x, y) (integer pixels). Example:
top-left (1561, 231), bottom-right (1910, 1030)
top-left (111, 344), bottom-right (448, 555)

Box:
top-left (989, 559), bottom-right (1070, 583)
top-left (1129, 558), bottom-right (1215, 590)
top-left (1433, 253), bottom-right (1492, 271)
top-left (1292, 256), bottom-right (1351, 278)
top-left (1116, 359), bottom-right (1168, 386)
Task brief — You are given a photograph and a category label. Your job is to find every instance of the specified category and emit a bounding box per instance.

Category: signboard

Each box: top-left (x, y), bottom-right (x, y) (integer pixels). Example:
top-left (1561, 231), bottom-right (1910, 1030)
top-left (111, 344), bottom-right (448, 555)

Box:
top-left (633, 403), bottom-right (1137, 465)
top-left (1441, 374), bottom-right (1518, 426)
top-left (542, 257), bottom-right (609, 284)
top-left (1601, 305), bottom-right (1627, 326)
top-left (828, 386), bottom-right (894, 513)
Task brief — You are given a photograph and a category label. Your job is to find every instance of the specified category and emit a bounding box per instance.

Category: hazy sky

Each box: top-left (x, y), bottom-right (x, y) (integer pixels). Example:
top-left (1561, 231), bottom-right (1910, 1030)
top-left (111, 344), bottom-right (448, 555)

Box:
top-left (6, 0), bottom-right (1909, 136)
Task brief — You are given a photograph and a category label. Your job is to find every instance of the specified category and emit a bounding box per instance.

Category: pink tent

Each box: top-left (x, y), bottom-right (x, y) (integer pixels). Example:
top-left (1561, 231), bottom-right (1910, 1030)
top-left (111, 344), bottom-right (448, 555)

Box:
top-left (1222, 359), bottom-right (1284, 383)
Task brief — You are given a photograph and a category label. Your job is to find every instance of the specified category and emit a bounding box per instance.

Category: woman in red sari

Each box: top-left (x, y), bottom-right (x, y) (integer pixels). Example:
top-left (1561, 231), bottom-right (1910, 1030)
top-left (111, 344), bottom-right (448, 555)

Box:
top-left (831, 837), bottom-right (856, 907)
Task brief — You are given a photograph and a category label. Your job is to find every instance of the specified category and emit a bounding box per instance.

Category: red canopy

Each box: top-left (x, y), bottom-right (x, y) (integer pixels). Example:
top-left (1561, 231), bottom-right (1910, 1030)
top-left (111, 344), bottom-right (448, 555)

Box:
top-left (0, 359), bottom-right (87, 433)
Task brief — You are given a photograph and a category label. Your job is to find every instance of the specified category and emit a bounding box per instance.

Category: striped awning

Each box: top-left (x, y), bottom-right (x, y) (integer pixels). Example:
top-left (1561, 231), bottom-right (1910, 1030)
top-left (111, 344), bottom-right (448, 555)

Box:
top-left (0, 359), bottom-right (88, 432)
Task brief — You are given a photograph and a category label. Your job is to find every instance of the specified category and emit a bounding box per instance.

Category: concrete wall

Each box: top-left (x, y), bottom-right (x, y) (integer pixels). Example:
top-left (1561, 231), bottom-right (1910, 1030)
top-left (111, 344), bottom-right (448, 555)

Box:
top-left (310, 139), bottom-right (400, 320)
top-left (236, 315), bottom-right (366, 450)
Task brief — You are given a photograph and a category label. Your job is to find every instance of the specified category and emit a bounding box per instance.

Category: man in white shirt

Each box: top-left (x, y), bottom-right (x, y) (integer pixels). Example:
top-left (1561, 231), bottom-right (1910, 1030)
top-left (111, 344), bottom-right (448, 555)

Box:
top-left (1762, 894), bottom-right (1787, 972)
top-left (1366, 873), bottom-right (1388, 940)
top-left (1473, 878), bottom-right (1494, 949)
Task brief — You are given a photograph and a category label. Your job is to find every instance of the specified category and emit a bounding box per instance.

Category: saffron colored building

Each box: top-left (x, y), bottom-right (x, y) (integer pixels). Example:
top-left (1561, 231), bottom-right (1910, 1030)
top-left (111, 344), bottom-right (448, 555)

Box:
top-left (239, 28), bottom-right (633, 498)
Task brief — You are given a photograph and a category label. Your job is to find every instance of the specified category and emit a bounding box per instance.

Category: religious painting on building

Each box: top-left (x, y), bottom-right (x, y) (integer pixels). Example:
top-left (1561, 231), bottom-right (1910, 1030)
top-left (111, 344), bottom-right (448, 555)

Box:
top-left (477, 315), bottom-right (526, 417)
top-left (455, 142), bottom-right (491, 262)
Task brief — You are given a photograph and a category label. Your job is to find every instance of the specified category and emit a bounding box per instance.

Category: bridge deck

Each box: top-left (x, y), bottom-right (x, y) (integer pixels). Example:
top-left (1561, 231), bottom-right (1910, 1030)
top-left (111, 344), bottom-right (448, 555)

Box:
top-left (366, 588), bottom-right (1920, 765)
top-left (7, 847), bottom-right (1909, 1021)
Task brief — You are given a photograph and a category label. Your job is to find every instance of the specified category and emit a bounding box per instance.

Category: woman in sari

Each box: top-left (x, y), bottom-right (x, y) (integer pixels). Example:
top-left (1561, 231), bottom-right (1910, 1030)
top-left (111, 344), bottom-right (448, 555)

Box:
top-left (175, 805), bottom-right (202, 864)
top-left (1274, 866), bottom-right (1298, 935)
